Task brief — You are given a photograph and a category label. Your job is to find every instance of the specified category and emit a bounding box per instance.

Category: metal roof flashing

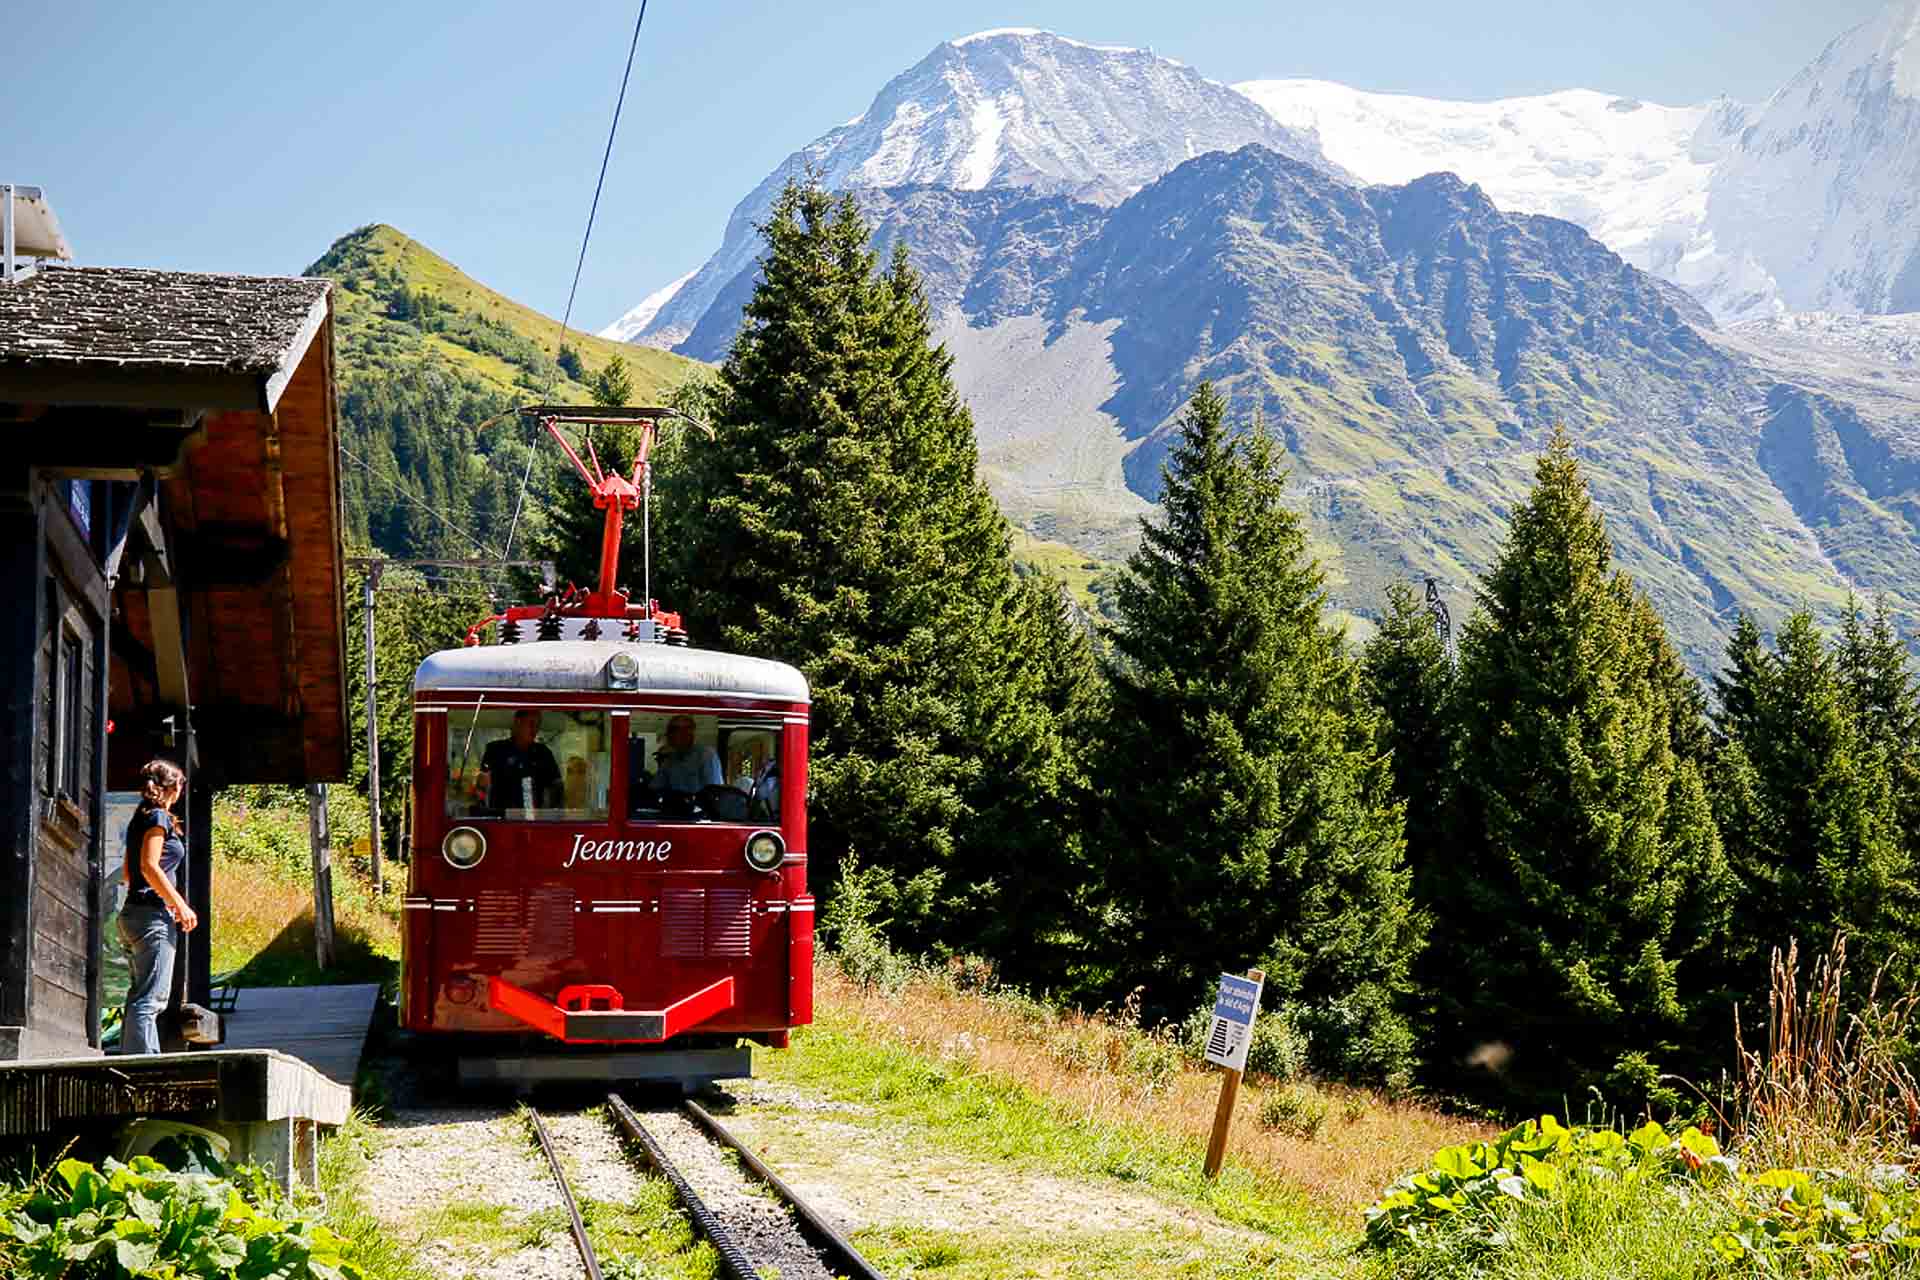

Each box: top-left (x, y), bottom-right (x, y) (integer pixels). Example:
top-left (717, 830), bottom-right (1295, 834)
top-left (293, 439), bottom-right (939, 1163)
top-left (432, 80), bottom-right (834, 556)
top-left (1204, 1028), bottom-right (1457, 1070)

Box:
top-left (413, 640), bottom-right (810, 703)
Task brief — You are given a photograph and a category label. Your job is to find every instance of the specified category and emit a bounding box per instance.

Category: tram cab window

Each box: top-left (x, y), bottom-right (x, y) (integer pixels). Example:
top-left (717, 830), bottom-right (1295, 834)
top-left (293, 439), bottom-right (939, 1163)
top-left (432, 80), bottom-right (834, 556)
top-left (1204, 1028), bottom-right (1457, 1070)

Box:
top-left (629, 712), bottom-right (782, 824)
top-left (448, 707), bottom-right (609, 821)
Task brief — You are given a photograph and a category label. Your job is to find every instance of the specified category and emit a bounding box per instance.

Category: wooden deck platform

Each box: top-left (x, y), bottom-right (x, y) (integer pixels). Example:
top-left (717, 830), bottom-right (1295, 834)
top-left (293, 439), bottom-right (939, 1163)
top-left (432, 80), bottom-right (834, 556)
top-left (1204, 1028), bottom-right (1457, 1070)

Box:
top-left (221, 983), bottom-right (380, 1088)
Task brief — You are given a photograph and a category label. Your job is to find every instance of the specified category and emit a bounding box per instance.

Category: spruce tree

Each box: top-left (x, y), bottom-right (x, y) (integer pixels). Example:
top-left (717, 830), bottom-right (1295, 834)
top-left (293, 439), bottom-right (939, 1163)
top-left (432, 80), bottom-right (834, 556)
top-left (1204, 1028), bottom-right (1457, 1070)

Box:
top-left (1444, 428), bottom-right (1729, 1104)
top-left (1362, 583), bottom-right (1455, 895)
top-left (657, 179), bottom-right (1090, 957)
top-left (1361, 581), bottom-right (1456, 1050)
top-left (1101, 382), bottom-right (1419, 1082)
top-left (1835, 595), bottom-right (1920, 865)
top-left (1711, 609), bottom-right (1915, 991)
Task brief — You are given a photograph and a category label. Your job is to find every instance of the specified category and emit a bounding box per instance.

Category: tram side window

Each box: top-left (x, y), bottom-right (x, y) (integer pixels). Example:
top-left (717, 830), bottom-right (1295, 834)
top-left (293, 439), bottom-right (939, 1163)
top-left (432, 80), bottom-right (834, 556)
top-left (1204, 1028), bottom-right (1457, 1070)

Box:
top-left (628, 712), bottom-right (781, 824)
top-left (448, 707), bottom-right (609, 820)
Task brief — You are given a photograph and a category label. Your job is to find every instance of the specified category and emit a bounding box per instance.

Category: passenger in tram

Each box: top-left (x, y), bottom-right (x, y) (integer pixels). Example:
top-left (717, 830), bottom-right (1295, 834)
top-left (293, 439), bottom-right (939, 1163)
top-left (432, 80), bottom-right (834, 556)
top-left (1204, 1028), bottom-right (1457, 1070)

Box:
top-left (476, 709), bottom-right (562, 811)
top-left (751, 758), bottom-right (780, 820)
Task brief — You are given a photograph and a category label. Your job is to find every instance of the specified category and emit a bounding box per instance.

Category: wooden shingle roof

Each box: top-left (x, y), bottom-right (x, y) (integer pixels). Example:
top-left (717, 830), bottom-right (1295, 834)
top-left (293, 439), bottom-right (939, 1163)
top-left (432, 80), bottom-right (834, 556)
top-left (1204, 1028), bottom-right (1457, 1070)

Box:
top-left (0, 266), bottom-right (330, 413)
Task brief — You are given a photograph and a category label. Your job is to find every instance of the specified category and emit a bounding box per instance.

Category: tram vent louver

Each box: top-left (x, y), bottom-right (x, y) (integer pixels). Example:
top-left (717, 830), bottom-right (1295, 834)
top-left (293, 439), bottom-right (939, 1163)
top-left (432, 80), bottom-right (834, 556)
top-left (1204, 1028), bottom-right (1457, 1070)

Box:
top-left (657, 888), bottom-right (753, 958)
top-left (707, 889), bottom-right (752, 957)
top-left (528, 888), bottom-right (575, 956)
top-left (475, 890), bottom-right (520, 958)
top-left (661, 888), bottom-right (705, 958)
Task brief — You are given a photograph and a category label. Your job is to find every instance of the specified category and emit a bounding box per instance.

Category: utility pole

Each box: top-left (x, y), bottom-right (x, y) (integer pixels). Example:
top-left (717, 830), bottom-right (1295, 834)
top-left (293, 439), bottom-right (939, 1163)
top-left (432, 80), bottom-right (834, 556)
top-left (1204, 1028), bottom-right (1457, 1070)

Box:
top-left (361, 561), bottom-right (384, 892)
top-left (1425, 577), bottom-right (1456, 670)
top-left (348, 556), bottom-right (553, 888)
top-left (307, 784), bottom-right (336, 970)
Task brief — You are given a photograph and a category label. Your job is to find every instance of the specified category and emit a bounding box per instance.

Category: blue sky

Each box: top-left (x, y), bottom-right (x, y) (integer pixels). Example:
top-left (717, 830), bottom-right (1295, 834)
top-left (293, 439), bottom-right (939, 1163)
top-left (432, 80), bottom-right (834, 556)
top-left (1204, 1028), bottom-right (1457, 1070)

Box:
top-left (9, 0), bottom-right (1884, 333)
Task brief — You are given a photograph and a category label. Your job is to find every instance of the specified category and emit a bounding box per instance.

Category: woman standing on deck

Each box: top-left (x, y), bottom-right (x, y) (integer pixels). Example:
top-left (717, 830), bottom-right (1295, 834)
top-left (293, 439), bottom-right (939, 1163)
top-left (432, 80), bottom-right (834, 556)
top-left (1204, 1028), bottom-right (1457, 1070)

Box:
top-left (118, 759), bottom-right (197, 1054)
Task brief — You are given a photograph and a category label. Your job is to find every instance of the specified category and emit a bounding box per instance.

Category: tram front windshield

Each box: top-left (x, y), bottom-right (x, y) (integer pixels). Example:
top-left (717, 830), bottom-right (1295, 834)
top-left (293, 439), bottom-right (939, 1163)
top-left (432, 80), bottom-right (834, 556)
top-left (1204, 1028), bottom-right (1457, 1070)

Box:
top-left (448, 707), bottom-right (609, 820)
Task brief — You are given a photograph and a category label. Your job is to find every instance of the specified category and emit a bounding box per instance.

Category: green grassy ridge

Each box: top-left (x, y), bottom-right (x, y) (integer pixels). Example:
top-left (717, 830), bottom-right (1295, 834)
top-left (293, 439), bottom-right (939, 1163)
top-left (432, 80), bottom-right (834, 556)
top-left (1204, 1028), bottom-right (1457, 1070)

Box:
top-left (310, 224), bottom-right (704, 403)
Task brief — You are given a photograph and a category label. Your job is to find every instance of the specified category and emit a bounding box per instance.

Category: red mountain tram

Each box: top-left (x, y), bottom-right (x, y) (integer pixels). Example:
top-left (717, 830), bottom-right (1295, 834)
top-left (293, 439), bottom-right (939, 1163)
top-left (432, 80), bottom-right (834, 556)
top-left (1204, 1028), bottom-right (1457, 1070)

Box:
top-left (401, 406), bottom-right (812, 1086)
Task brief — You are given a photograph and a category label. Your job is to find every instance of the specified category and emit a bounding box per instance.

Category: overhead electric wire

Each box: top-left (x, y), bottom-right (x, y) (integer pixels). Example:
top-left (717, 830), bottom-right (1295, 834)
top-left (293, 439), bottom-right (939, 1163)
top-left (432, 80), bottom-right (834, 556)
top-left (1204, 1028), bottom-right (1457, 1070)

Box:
top-left (337, 441), bottom-right (499, 557)
top-left (502, 0), bottom-right (652, 559)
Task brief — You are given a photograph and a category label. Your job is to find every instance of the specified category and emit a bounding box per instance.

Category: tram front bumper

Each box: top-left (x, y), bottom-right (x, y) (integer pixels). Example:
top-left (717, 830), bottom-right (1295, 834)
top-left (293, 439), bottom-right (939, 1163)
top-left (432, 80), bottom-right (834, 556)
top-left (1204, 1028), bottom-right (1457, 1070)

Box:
top-left (484, 974), bottom-right (735, 1044)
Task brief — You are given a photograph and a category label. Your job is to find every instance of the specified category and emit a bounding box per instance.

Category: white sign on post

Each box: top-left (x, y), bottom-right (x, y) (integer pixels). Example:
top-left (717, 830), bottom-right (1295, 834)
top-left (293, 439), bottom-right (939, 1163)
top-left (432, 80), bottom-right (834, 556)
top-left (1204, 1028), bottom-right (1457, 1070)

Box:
top-left (1203, 972), bottom-right (1264, 1071)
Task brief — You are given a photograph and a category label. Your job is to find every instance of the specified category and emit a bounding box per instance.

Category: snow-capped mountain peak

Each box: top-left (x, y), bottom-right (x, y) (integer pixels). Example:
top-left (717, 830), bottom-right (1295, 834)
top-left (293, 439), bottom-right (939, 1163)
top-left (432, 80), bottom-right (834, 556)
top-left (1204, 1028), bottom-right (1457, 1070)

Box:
top-left (949, 28), bottom-right (1148, 56)
top-left (600, 268), bottom-right (696, 345)
top-left (1699, 0), bottom-right (1920, 316)
top-left (608, 29), bottom-right (1338, 349)
top-left (1233, 79), bottom-right (1730, 286)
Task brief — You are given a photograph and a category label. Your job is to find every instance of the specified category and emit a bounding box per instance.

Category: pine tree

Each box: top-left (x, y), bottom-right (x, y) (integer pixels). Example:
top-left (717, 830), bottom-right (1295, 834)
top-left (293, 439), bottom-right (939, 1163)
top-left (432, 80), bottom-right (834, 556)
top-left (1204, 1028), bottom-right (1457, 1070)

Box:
top-left (1101, 382), bottom-right (1419, 1082)
top-left (1444, 428), bottom-right (1729, 1105)
top-left (656, 179), bottom-right (1087, 954)
top-left (1711, 609), bottom-right (1915, 992)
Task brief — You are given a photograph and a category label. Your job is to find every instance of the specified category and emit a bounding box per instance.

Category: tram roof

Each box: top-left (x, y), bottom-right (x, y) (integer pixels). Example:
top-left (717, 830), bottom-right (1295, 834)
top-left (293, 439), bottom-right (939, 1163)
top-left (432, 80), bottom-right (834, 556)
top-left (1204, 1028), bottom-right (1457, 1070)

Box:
top-left (413, 640), bottom-right (809, 704)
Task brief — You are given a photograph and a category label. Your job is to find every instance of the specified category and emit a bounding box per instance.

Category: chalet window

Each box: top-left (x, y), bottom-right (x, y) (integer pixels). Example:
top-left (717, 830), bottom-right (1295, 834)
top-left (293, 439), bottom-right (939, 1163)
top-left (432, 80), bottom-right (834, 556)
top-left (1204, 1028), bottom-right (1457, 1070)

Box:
top-left (59, 628), bottom-right (84, 801)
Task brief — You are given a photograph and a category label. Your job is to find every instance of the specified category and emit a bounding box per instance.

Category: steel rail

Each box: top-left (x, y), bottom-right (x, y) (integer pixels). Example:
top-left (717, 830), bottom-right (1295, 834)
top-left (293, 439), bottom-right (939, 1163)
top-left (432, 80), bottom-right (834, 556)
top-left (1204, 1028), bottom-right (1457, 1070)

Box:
top-left (681, 1098), bottom-right (891, 1280)
top-left (527, 1107), bottom-right (604, 1280)
top-left (605, 1094), bottom-right (760, 1280)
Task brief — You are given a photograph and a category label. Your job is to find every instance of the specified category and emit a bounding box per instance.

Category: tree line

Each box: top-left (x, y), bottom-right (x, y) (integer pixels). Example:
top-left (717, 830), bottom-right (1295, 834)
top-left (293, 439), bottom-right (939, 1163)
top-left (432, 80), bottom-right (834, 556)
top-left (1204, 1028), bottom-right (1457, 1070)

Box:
top-left (358, 178), bottom-right (1920, 1111)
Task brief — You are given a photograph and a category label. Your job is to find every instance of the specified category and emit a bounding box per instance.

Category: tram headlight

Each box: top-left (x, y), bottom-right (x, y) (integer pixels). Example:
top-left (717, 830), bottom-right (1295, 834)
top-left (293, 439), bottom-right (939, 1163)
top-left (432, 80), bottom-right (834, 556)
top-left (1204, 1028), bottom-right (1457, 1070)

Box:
top-left (443, 826), bottom-right (487, 870)
top-left (743, 830), bottom-right (785, 873)
top-left (606, 650), bottom-right (640, 690)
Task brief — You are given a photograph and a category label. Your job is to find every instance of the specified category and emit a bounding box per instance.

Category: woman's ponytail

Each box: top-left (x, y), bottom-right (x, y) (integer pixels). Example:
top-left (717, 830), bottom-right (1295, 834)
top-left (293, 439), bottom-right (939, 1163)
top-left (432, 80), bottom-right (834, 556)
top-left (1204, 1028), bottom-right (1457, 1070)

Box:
top-left (136, 758), bottom-right (185, 810)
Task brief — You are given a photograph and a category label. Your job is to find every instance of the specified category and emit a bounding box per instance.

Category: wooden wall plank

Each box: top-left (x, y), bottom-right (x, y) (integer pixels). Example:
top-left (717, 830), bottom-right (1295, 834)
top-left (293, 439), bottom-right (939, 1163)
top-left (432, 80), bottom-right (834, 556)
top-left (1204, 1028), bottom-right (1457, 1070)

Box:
top-left (0, 497), bottom-right (48, 1035)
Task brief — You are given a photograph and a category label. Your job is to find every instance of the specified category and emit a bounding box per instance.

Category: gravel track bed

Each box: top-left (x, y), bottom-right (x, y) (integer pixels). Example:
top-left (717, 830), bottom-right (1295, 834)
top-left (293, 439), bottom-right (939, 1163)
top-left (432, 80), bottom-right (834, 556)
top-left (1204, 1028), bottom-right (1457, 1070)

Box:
top-left (634, 1104), bottom-right (841, 1280)
top-left (361, 1104), bottom-right (582, 1280)
top-left (543, 1108), bottom-right (648, 1206)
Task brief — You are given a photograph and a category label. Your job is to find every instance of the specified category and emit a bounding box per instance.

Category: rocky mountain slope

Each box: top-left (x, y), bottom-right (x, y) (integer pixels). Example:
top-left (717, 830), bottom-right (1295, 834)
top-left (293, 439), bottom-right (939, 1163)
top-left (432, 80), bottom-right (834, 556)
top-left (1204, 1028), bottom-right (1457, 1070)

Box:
top-left (1235, 81), bottom-right (1764, 320)
top-left (653, 146), bottom-right (1920, 667)
top-left (603, 29), bottom-right (1338, 349)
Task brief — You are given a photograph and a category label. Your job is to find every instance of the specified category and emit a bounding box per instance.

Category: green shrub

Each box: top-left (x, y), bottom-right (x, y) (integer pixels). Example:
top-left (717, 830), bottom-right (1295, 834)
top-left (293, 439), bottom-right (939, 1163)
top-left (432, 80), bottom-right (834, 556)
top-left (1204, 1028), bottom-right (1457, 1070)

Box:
top-left (1362, 1114), bottom-right (1920, 1278)
top-left (1259, 1083), bottom-right (1329, 1139)
top-left (3, 1147), bottom-right (363, 1279)
top-left (1124, 1034), bottom-right (1184, 1095)
top-left (1179, 1005), bottom-right (1310, 1082)
top-left (818, 852), bottom-right (911, 994)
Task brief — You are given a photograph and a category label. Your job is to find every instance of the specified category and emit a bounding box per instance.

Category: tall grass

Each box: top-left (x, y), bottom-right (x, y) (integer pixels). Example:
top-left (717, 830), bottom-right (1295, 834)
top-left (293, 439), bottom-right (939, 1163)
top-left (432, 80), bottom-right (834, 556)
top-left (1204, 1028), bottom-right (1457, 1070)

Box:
top-left (811, 955), bottom-right (1485, 1210)
top-left (209, 787), bottom-right (402, 990)
top-left (1723, 936), bottom-right (1920, 1170)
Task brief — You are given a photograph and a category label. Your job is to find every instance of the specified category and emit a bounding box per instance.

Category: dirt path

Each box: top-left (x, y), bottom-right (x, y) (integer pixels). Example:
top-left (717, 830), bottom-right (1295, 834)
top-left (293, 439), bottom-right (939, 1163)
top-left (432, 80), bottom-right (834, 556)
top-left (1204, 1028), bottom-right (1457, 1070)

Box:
top-left (719, 1082), bottom-right (1252, 1248)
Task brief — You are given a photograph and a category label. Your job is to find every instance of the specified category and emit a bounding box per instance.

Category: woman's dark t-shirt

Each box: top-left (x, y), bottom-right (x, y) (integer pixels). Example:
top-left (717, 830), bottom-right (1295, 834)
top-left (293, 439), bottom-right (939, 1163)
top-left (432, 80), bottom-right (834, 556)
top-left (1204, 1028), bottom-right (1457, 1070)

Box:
top-left (124, 807), bottom-right (185, 908)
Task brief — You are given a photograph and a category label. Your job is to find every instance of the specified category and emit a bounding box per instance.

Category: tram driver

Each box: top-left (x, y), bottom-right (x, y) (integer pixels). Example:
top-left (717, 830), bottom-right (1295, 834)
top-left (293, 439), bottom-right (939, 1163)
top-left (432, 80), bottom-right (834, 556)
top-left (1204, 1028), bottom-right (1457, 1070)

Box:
top-left (475, 709), bottom-right (562, 813)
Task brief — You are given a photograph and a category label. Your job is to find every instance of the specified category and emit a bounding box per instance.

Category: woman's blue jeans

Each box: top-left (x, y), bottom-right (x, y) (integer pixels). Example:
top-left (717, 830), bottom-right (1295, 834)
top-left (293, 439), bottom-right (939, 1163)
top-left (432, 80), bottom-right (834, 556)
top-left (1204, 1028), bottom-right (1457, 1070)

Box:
top-left (117, 903), bottom-right (177, 1055)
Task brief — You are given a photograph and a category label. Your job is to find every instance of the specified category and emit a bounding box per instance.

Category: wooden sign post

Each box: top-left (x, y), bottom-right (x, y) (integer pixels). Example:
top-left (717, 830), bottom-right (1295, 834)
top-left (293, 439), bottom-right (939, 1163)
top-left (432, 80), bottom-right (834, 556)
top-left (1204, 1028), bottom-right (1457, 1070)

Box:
top-left (1203, 967), bottom-right (1264, 1180)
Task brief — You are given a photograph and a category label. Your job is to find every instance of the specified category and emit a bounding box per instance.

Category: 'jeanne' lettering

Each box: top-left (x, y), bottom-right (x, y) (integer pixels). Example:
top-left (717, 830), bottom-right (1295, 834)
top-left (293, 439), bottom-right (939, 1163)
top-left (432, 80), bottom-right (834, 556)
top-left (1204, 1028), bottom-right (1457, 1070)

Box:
top-left (564, 834), bottom-right (673, 869)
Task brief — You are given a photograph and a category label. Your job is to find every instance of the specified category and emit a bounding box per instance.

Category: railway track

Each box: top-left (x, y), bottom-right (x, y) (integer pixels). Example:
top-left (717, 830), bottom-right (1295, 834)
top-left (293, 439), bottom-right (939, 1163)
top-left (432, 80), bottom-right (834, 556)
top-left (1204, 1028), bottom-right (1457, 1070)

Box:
top-left (527, 1095), bottom-right (888, 1280)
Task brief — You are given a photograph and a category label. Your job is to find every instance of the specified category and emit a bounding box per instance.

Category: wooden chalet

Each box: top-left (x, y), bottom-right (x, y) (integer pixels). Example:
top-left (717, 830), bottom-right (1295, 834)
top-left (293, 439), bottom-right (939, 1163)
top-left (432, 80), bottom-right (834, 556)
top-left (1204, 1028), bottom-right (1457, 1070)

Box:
top-left (0, 204), bottom-right (350, 1059)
